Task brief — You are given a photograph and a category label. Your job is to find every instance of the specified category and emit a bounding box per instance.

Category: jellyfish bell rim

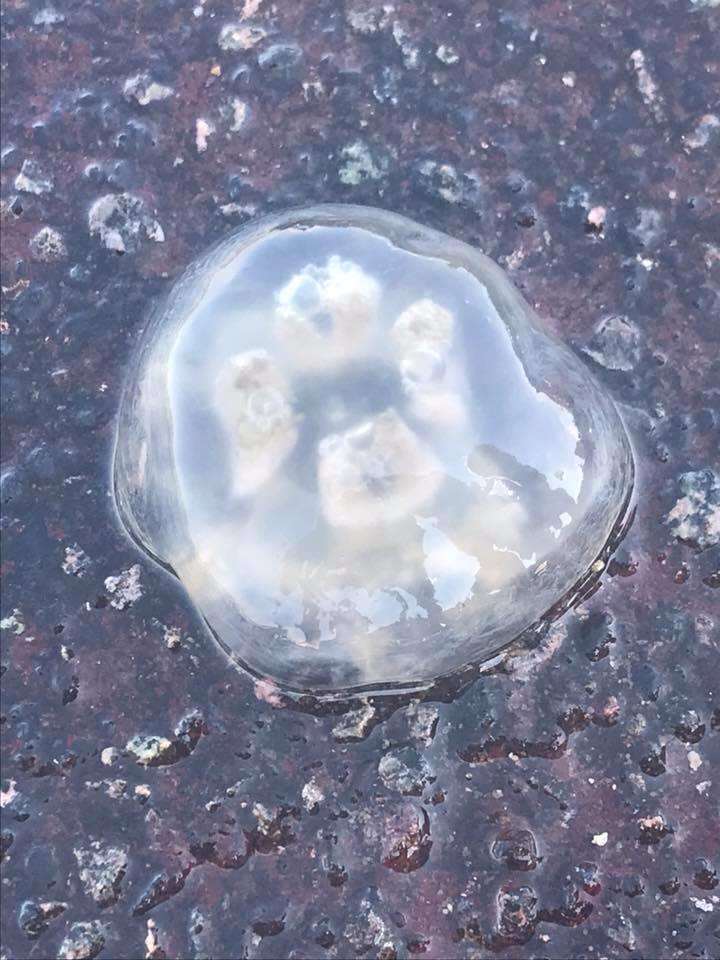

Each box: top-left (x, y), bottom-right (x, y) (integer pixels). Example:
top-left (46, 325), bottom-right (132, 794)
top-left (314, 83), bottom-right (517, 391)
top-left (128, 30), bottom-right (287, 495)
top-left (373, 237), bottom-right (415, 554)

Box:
top-left (111, 202), bottom-right (636, 699)
top-left (108, 476), bottom-right (635, 705)
top-left (214, 483), bottom-right (636, 705)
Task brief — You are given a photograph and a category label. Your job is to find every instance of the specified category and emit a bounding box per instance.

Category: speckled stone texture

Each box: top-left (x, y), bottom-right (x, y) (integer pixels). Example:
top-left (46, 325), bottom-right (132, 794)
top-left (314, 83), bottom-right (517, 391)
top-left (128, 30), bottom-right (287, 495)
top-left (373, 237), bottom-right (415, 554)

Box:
top-left (1, 1), bottom-right (719, 959)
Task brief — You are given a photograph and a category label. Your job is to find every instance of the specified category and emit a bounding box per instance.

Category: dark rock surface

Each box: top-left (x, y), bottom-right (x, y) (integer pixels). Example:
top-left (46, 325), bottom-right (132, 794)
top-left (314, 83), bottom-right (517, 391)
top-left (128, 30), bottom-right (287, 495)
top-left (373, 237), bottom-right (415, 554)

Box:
top-left (1, 1), bottom-right (718, 958)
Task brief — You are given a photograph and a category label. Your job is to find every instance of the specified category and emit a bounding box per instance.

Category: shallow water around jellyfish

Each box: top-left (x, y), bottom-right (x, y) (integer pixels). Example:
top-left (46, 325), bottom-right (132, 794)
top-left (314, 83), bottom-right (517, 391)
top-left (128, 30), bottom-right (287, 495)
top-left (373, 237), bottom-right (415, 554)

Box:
top-left (113, 205), bottom-right (634, 694)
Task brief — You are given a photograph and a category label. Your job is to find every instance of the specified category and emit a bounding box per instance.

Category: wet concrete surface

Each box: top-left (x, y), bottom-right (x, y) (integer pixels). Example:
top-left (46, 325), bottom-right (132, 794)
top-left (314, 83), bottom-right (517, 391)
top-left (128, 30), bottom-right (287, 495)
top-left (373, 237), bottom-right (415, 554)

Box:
top-left (1, 1), bottom-right (719, 958)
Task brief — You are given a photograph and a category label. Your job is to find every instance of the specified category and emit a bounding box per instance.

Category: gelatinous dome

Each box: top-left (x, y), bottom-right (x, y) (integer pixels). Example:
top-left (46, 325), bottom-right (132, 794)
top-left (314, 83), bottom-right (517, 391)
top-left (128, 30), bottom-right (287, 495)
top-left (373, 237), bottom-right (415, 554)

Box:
top-left (113, 205), bottom-right (633, 694)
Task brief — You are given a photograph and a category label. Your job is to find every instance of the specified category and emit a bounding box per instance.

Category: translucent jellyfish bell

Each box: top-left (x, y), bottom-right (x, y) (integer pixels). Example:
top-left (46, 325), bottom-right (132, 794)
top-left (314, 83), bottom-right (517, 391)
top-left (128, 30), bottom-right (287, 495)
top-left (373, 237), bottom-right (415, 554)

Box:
top-left (113, 205), bottom-right (634, 694)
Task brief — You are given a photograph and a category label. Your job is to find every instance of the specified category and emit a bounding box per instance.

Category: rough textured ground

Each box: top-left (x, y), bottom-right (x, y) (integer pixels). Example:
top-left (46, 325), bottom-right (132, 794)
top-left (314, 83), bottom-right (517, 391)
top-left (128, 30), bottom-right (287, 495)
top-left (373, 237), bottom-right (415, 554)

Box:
top-left (1, 1), bottom-right (719, 958)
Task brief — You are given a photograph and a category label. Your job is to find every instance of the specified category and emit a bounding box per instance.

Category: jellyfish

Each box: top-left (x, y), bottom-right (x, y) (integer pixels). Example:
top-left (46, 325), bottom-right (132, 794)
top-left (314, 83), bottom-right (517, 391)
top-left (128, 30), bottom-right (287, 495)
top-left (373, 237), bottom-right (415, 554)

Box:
top-left (113, 205), bottom-right (634, 695)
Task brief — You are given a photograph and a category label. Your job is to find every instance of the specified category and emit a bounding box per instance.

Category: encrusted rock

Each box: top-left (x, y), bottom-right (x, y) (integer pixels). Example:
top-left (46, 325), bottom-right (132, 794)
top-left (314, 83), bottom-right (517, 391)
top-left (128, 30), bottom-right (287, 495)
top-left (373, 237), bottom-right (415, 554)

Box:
top-left (666, 469), bottom-right (720, 550)
top-left (74, 842), bottom-right (128, 906)
top-left (58, 921), bottom-right (107, 960)
top-left (583, 315), bottom-right (642, 371)
top-left (88, 194), bottom-right (164, 253)
top-left (378, 747), bottom-right (435, 795)
top-left (123, 74), bottom-right (174, 106)
top-left (14, 159), bottom-right (53, 194)
top-left (18, 899), bottom-right (66, 939)
top-left (29, 226), bottom-right (68, 262)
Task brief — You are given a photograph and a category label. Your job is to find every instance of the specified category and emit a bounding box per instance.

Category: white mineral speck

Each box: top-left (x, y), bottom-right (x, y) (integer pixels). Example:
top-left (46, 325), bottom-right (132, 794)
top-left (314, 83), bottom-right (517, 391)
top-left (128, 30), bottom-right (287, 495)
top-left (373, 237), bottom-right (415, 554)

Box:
top-left (15, 159), bottom-right (53, 194)
top-left (332, 703), bottom-right (376, 741)
top-left (591, 832), bottom-right (608, 846)
top-left (666, 470), bottom-right (720, 550)
top-left (301, 779), bottom-right (324, 810)
top-left (692, 898), bottom-right (714, 912)
top-left (58, 921), bottom-right (107, 960)
top-left (0, 609), bottom-right (25, 634)
top-left (33, 6), bottom-right (64, 25)
top-left (586, 205), bottom-right (606, 231)
top-left (226, 98), bottom-right (250, 132)
top-left (436, 44), bottom-right (459, 64)
top-left (253, 679), bottom-right (284, 706)
top-left (685, 114), bottom-right (720, 149)
top-left (88, 193), bottom-right (164, 253)
top-left (218, 22), bottom-right (266, 51)
top-left (338, 141), bottom-right (387, 185)
top-left (30, 226), bottom-right (68, 262)
top-left (346, 8), bottom-right (381, 33)
top-left (638, 814), bottom-right (666, 831)
top-left (392, 21), bottom-right (419, 67)
top-left (416, 160), bottom-right (469, 205)
top-left (101, 747), bottom-right (120, 766)
top-left (1, 779), bottom-right (19, 807)
top-left (62, 543), bottom-right (91, 577)
top-left (74, 842), bottom-right (128, 906)
top-left (405, 702), bottom-right (440, 744)
top-left (195, 118), bottom-right (214, 153)
top-left (123, 74), bottom-right (174, 106)
top-left (145, 919), bottom-right (161, 958)
top-left (105, 779), bottom-right (126, 799)
top-left (632, 207), bottom-right (664, 247)
top-left (219, 202), bottom-right (256, 219)
top-left (163, 625), bottom-right (182, 649)
top-left (629, 49), bottom-right (664, 121)
top-left (104, 565), bottom-right (143, 609)
top-left (584, 315), bottom-right (641, 371)
top-left (126, 734), bottom-right (173, 765)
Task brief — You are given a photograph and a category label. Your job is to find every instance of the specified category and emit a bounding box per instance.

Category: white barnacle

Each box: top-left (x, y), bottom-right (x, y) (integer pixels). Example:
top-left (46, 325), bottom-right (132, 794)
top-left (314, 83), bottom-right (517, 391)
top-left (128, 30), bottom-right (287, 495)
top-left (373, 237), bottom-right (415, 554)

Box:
top-left (214, 350), bottom-right (297, 496)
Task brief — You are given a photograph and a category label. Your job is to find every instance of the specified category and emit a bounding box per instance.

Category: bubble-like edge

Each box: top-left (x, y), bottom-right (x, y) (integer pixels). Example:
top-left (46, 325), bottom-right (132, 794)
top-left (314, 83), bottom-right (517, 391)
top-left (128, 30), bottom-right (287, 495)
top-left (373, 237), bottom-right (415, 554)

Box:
top-left (216, 478), bottom-right (636, 706)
